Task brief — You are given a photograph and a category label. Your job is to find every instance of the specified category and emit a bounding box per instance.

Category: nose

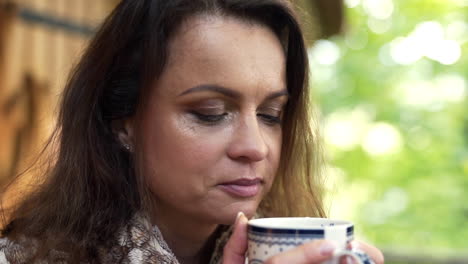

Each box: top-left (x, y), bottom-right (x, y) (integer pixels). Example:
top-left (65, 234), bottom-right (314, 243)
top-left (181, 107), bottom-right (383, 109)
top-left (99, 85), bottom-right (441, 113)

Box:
top-left (227, 115), bottom-right (268, 163)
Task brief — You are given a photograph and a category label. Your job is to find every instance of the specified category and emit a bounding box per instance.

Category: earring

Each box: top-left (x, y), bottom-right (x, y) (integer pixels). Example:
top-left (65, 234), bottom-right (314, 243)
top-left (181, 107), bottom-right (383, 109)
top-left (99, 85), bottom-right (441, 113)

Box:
top-left (123, 143), bottom-right (132, 151)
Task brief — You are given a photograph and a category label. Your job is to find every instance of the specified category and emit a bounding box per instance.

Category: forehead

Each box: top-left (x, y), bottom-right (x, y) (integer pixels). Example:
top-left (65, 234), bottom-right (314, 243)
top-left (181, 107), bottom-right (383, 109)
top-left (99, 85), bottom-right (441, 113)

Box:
top-left (154, 15), bottom-right (286, 98)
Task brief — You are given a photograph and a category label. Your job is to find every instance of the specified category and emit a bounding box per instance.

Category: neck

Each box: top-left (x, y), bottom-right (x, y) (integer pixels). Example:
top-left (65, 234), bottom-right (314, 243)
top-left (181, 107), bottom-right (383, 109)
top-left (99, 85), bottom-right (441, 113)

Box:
top-left (152, 209), bottom-right (220, 264)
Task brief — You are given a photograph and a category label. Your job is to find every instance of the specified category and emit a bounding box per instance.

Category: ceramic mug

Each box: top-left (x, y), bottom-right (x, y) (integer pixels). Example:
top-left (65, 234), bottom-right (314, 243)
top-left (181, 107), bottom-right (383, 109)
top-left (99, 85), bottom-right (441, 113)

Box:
top-left (247, 217), bottom-right (363, 264)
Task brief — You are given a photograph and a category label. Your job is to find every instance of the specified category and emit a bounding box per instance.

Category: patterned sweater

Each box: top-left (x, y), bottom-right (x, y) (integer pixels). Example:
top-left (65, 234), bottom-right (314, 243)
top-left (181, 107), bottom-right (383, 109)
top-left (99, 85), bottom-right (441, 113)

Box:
top-left (0, 214), bottom-right (232, 264)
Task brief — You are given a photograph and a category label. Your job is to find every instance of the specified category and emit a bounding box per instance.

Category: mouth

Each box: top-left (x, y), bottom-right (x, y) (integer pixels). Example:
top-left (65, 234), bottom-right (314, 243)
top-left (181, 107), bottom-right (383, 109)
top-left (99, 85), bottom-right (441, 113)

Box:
top-left (217, 178), bottom-right (263, 198)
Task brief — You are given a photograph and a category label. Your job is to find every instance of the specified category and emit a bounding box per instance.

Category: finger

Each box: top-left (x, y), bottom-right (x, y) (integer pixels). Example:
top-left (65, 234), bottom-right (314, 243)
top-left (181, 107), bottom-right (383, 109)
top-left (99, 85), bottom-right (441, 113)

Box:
top-left (264, 240), bottom-right (337, 264)
top-left (351, 241), bottom-right (385, 264)
top-left (223, 212), bottom-right (248, 264)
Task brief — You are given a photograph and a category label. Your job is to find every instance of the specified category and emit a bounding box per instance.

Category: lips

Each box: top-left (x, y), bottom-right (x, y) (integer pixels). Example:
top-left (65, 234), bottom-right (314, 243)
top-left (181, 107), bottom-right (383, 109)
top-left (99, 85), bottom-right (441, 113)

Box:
top-left (218, 178), bottom-right (262, 198)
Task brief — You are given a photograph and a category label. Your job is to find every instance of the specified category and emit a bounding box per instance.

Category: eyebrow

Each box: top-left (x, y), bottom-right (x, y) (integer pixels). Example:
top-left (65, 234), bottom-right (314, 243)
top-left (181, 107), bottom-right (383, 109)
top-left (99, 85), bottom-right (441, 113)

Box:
top-left (179, 84), bottom-right (289, 100)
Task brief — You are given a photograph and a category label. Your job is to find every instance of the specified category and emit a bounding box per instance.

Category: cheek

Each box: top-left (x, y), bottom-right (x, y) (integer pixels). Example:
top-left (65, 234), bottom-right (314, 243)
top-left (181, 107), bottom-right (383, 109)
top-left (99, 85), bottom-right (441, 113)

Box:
top-left (251, 127), bottom-right (282, 194)
top-left (266, 125), bottom-right (282, 159)
top-left (140, 114), bottom-right (229, 189)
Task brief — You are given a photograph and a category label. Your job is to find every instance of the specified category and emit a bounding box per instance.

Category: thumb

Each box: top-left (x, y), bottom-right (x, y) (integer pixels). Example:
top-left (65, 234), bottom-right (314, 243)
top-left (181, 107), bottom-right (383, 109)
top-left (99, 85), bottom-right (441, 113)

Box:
top-left (223, 212), bottom-right (248, 264)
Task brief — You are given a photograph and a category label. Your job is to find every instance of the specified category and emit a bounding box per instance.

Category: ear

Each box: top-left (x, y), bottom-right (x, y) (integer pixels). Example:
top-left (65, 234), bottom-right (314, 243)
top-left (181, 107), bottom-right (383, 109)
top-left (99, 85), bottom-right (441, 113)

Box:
top-left (112, 118), bottom-right (134, 150)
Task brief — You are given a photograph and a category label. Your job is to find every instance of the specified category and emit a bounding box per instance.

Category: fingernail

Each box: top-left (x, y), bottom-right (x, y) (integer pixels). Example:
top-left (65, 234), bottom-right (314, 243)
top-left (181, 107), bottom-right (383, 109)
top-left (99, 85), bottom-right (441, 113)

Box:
top-left (320, 241), bottom-right (337, 256)
top-left (235, 212), bottom-right (245, 225)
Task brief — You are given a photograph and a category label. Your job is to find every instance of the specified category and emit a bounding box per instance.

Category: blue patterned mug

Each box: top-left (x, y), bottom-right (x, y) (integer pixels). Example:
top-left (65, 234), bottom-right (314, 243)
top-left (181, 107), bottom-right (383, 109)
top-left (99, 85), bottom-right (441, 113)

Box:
top-left (247, 217), bottom-right (363, 264)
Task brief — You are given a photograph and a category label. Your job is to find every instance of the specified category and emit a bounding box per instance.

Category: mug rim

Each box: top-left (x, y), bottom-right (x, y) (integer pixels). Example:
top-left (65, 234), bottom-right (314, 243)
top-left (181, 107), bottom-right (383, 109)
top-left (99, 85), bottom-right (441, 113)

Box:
top-left (248, 217), bottom-right (353, 231)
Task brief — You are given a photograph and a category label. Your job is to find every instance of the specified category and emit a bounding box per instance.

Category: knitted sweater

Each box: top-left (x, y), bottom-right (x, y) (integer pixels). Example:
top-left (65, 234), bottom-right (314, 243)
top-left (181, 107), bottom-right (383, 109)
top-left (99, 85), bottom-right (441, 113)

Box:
top-left (0, 213), bottom-right (232, 264)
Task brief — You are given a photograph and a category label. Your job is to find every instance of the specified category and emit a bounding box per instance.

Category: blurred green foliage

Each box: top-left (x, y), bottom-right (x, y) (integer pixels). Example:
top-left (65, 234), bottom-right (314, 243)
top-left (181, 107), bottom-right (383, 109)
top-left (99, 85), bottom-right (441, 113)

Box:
top-left (309, 0), bottom-right (468, 254)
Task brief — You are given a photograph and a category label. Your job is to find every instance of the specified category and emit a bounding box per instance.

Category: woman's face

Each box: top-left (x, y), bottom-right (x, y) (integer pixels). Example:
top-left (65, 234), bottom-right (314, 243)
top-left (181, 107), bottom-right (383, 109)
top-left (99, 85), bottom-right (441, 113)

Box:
top-left (138, 15), bottom-right (286, 225)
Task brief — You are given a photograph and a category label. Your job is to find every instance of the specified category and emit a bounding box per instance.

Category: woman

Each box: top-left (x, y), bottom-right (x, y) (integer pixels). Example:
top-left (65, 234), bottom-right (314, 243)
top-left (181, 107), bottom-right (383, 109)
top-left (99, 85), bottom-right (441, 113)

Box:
top-left (0, 0), bottom-right (383, 263)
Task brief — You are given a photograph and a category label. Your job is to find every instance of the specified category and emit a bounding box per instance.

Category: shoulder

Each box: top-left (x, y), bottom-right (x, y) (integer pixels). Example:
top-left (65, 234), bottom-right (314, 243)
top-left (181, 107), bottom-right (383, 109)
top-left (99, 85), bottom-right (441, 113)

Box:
top-left (0, 237), bottom-right (10, 263)
top-left (0, 235), bottom-right (36, 263)
top-left (0, 235), bottom-right (69, 263)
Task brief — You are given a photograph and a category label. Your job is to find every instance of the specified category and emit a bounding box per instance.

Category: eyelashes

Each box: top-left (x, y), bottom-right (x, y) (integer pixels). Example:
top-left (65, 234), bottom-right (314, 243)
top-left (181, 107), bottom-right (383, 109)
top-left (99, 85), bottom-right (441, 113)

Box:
top-left (257, 113), bottom-right (282, 125)
top-left (190, 112), bottom-right (228, 124)
top-left (190, 111), bottom-right (282, 126)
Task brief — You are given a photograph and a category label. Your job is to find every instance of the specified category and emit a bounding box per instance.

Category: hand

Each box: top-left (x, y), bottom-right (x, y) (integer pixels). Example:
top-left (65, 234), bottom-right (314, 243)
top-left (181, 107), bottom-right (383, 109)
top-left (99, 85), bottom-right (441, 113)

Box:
top-left (222, 212), bottom-right (385, 264)
top-left (223, 212), bottom-right (249, 264)
top-left (348, 240), bottom-right (384, 264)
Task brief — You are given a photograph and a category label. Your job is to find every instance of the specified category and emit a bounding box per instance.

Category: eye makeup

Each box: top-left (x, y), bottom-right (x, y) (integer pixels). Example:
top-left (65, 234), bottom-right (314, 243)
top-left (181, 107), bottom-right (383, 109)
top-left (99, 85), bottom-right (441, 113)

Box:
top-left (186, 98), bottom-right (230, 125)
top-left (181, 91), bottom-right (287, 127)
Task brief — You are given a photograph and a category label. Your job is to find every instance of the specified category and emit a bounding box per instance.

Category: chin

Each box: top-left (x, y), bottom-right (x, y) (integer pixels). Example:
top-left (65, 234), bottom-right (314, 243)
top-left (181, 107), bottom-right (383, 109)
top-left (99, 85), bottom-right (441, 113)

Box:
top-left (214, 200), bottom-right (260, 225)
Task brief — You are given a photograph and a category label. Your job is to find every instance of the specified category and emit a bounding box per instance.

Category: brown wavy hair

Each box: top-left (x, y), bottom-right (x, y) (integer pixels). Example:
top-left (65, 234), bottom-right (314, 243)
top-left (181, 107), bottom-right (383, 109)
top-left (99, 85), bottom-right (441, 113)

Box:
top-left (1, 0), bottom-right (324, 261)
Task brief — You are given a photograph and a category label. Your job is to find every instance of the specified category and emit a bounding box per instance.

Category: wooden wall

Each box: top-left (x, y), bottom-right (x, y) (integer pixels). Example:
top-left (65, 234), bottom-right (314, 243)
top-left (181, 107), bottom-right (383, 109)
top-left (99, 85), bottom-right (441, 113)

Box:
top-left (0, 0), bottom-right (116, 187)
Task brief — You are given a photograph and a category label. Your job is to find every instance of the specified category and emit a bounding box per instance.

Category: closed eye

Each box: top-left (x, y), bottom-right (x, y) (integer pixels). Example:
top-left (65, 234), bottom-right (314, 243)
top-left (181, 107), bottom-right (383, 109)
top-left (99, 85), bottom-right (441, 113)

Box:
top-left (257, 113), bottom-right (282, 125)
top-left (190, 111), bottom-right (228, 124)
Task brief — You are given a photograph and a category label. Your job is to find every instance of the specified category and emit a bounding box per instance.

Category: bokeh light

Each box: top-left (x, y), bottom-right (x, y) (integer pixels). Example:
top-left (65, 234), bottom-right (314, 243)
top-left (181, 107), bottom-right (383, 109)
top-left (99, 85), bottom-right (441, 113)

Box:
top-left (389, 21), bottom-right (462, 65)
